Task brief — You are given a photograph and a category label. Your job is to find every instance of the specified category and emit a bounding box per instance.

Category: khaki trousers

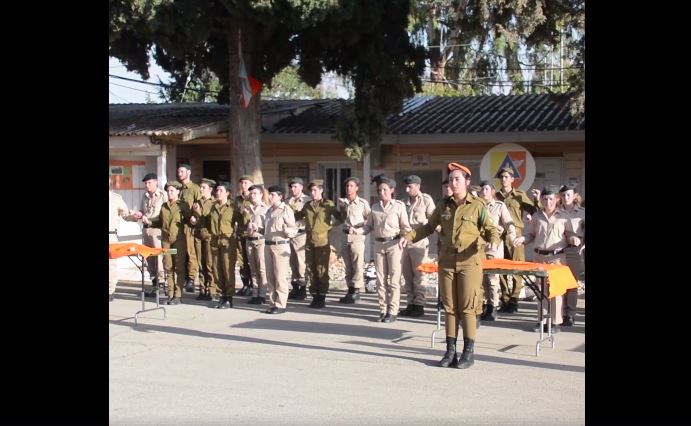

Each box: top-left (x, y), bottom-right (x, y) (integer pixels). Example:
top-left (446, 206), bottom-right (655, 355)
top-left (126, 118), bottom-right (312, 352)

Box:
top-left (532, 253), bottom-right (565, 325)
top-left (247, 240), bottom-right (268, 298)
top-left (563, 246), bottom-right (583, 317)
top-left (401, 242), bottom-right (428, 306)
top-left (289, 232), bottom-right (307, 282)
top-left (482, 252), bottom-right (501, 307)
top-left (142, 227), bottom-right (164, 282)
top-left (211, 237), bottom-right (237, 297)
top-left (374, 240), bottom-right (403, 315)
top-left (343, 237), bottom-right (365, 290)
top-left (439, 249), bottom-right (484, 340)
top-left (265, 243), bottom-right (291, 308)
top-left (163, 238), bottom-right (187, 298)
top-left (109, 233), bottom-right (119, 295)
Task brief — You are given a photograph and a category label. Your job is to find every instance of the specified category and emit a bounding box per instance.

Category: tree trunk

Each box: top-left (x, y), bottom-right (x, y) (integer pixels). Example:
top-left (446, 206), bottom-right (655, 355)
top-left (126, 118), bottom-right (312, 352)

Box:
top-left (227, 24), bottom-right (264, 189)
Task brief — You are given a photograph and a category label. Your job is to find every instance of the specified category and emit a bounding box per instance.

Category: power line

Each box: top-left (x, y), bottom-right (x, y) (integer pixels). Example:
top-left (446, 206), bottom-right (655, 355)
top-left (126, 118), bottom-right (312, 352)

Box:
top-left (109, 74), bottom-right (220, 94)
top-left (109, 81), bottom-right (161, 95)
top-left (109, 89), bottom-right (131, 103)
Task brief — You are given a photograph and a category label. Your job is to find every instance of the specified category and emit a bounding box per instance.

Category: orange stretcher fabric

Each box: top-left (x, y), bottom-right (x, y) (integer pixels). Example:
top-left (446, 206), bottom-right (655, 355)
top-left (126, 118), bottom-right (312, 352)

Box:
top-left (417, 258), bottom-right (578, 298)
top-left (109, 242), bottom-right (169, 260)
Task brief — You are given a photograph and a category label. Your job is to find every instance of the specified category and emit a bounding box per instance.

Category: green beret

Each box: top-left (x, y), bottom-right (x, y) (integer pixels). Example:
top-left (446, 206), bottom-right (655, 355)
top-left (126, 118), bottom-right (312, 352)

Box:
top-left (238, 175), bottom-right (253, 182)
top-left (215, 181), bottom-right (232, 191)
top-left (469, 185), bottom-right (481, 193)
top-left (200, 178), bottom-right (216, 186)
top-left (288, 177), bottom-right (304, 186)
top-left (164, 181), bottom-right (182, 190)
top-left (248, 184), bottom-right (264, 192)
top-left (308, 179), bottom-right (324, 189)
top-left (496, 167), bottom-right (514, 177)
top-left (378, 177), bottom-right (396, 189)
top-left (344, 177), bottom-right (360, 185)
top-left (541, 185), bottom-right (560, 196)
top-left (177, 163), bottom-right (191, 171)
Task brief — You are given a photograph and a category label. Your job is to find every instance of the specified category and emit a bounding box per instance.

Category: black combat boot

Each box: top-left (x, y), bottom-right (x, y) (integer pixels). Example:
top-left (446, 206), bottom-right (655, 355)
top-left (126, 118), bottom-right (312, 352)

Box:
top-left (288, 280), bottom-right (299, 299)
top-left (481, 305), bottom-right (497, 321)
top-left (339, 287), bottom-right (358, 304)
top-left (184, 278), bottom-right (195, 293)
top-left (309, 294), bottom-right (326, 309)
top-left (439, 337), bottom-right (457, 368)
top-left (409, 305), bottom-right (425, 317)
top-left (398, 305), bottom-right (415, 316)
top-left (294, 283), bottom-right (307, 300)
top-left (455, 338), bottom-right (475, 369)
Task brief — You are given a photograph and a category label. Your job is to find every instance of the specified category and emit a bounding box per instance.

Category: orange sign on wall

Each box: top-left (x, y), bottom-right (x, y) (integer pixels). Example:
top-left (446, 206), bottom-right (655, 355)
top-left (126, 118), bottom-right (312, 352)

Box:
top-left (109, 160), bottom-right (146, 190)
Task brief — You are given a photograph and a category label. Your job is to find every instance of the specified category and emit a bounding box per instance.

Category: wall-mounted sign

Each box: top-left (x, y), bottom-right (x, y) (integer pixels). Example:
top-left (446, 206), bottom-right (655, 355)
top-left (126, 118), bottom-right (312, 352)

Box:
top-left (479, 143), bottom-right (536, 191)
top-left (411, 154), bottom-right (430, 167)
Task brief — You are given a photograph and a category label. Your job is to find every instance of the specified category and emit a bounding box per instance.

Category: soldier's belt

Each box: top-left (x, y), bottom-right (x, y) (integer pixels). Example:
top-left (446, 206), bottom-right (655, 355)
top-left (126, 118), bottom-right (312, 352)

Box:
top-left (343, 223), bottom-right (365, 233)
top-left (534, 247), bottom-right (565, 255)
top-left (109, 231), bottom-right (117, 234)
top-left (296, 229), bottom-right (306, 235)
top-left (375, 235), bottom-right (401, 242)
top-left (265, 239), bottom-right (290, 245)
top-left (247, 236), bottom-right (263, 241)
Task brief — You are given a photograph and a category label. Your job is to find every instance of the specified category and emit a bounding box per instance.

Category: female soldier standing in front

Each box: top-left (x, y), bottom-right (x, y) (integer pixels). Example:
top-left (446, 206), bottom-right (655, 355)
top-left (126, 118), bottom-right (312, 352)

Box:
top-left (405, 163), bottom-right (500, 369)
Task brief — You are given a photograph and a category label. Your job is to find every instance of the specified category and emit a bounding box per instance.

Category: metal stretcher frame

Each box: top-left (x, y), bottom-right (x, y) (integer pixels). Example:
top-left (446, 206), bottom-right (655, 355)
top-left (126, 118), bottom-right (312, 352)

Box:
top-left (429, 267), bottom-right (554, 356)
top-left (111, 244), bottom-right (177, 325)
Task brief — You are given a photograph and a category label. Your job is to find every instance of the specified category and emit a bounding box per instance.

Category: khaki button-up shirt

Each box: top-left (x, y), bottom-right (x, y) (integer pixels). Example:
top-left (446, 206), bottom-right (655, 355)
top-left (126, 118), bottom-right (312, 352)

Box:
top-left (562, 205), bottom-right (585, 244)
top-left (244, 202), bottom-right (269, 239)
top-left (485, 199), bottom-right (516, 256)
top-left (363, 199), bottom-right (412, 240)
top-left (405, 192), bottom-right (435, 248)
top-left (522, 208), bottom-right (570, 251)
top-left (288, 193), bottom-right (312, 230)
top-left (339, 196), bottom-right (370, 243)
top-left (265, 202), bottom-right (297, 242)
top-left (140, 188), bottom-right (167, 224)
top-left (109, 191), bottom-right (129, 233)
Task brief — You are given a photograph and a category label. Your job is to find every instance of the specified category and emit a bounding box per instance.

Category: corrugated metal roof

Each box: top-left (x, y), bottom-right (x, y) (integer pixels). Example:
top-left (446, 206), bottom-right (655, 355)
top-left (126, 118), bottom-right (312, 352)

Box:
top-left (109, 94), bottom-right (584, 137)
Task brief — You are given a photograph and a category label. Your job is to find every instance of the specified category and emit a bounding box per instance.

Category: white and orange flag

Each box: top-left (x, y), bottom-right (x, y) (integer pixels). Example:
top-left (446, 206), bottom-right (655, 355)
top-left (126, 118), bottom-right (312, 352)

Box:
top-left (238, 34), bottom-right (262, 108)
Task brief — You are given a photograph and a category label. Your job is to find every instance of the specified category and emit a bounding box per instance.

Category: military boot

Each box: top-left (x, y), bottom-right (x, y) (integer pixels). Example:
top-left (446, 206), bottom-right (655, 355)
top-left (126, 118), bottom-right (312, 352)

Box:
top-left (287, 280), bottom-right (300, 299)
top-left (294, 283), bottom-right (307, 300)
top-left (439, 337), bottom-right (457, 368)
top-left (455, 337), bottom-right (475, 369)
top-left (481, 305), bottom-right (497, 321)
top-left (339, 287), bottom-right (358, 304)
top-left (183, 278), bottom-right (196, 293)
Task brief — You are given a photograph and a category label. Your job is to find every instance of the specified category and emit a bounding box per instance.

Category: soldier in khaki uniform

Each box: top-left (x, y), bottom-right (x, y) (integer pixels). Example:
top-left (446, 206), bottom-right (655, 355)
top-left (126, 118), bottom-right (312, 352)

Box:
top-left (477, 180), bottom-right (516, 321)
top-left (190, 178), bottom-right (216, 301)
top-left (355, 177), bottom-right (411, 323)
top-left (263, 185), bottom-right (297, 314)
top-left (109, 177), bottom-right (131, 302)
top-left (235, 175), bottom-right (254, 296)
top-left (495, 166), bottom-right (539, 313)
top-left (287, 177), bottom-right (311, 300)
top-left (399, 175), bottom-right (436, 317)
top-left (337, 176), bottom-right (370, 304)
top-left (129, 173), bottom-right (168, 297)
top-left (513, 185), bottom-right (571, 333)
top-left (559, 183), bottom-right (585, 326)
top-left (177, 164), bottom-right (201, 293)
top-left (296, 179), bottom-right (341, 309)
top-left (152, 181), bottom-right (190, 305)
top-left (208, 181), bottom-right (244, 309)
top-left (405, 163), bottom-right (499, 369)
top-left (243, 184), bottom-right (269, 305)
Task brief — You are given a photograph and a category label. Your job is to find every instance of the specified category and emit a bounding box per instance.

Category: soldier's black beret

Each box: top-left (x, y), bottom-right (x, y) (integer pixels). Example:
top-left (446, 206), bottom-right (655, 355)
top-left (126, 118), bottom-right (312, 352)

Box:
top-left (559, 183), bottom-right (578, 193)
top-left (403, 175), bottom-right (422, 185)
top-left (142, 172), bottom-right (157, 182)
top-left (378, 177), bottom-right (396, 189)
top-left (344, 177), bottom-right (360, 185)
top-left (541, 185), bottom-right (560, 196)
top-left (248, 184), bottom-right (264, 192)
top-left (267, 185), bottom-right (284, 194)
top-left (215, 181), bottom-right (232, 191)
top-left (479, 180), bottom-right (494, 189)
top-left (178, 163), bottom-right (192, 171)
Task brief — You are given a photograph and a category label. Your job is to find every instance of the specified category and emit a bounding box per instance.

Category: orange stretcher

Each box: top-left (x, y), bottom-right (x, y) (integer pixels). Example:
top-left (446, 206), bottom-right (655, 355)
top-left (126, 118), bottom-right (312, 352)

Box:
top-left (418, 258), bottom-right (578, 356)
top-left (109, 243), bottom-right (177, 325)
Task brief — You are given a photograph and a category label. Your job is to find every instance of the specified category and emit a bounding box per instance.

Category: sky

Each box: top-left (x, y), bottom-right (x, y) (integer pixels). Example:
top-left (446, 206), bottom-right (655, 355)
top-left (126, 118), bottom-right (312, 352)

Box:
top-left (109, 56), bottom-right (172, 104)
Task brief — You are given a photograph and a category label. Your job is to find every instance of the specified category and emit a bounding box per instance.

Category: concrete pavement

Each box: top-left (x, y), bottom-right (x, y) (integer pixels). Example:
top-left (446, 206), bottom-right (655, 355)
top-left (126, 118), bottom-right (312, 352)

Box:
top-left (109, 273), bottom-right (585, 425)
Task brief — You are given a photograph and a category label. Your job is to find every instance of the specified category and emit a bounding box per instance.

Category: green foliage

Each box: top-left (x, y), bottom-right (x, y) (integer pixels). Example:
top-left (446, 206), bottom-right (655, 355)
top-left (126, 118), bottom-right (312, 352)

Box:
top-left (109, 0), bottom-right (425, 159)
top-left (261, 64), bottom-right (321, 99)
